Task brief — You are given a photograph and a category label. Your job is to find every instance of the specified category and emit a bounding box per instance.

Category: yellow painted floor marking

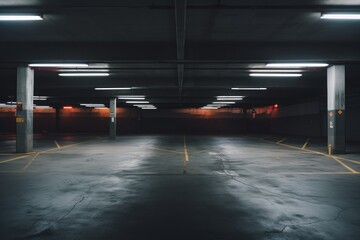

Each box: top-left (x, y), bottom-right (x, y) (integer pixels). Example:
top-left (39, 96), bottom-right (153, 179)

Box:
top-left (0, 152), bottom-right (36, 156)
top-left (276, 137), bottom-right (288, 144)
top-left (246, 136), bottom-right (359, 174)
top-left (184, 136), bottom-right (189, 162)
top-left (337, 158), bottom-right (360, 165)
top-left (22, 153), bottom-right (40, 171)
top-left (0, 153), bottom-right (36, 164)
top-left (54, 140), bottom-right (61, 149)
top-left (302, 138), bottom-right (310, 149)
top-left (275, 142), bottom-right (359, 173)
top-left (331, 157), bottom-right (358, 173)
top-left (0, 139), bottom-right (96, 165)
top-left (146, 147), bottom-right (183, 154)
top-left (183, 136), bottom-right (189, 173)
top-left (21, 138), bottom-right (102, 170)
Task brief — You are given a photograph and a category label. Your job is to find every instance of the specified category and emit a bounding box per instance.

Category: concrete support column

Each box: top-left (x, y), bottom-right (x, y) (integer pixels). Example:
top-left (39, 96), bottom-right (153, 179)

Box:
top-left (327, 65), bottom-right (345, 154)
top-left (16, 67), bottom-right (34, 153)
top-left (109, 98), bottom-right (117, 139)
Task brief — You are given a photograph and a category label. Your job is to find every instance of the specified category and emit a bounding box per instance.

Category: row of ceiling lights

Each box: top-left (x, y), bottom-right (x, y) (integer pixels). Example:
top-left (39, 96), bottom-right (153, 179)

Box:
top-left (203, 63), bottom-right (329, 109)
top-left (0, 13), bottom-right (360, 21)
top-left (25, 62), bottom-right (330, 110)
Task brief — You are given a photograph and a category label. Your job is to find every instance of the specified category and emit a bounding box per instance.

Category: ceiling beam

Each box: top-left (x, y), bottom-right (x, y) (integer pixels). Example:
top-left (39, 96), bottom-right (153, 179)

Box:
top-left (0, 42), bottom-right (360, 63)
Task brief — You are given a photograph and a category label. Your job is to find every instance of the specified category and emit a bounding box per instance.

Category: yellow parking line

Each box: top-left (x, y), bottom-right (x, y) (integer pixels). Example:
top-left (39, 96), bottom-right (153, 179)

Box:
top-left (332, 157), bottom-right (358, 173)
top-left (337, 158), bottom-right (360, 165)
top-left (0, 153), bottom-right (36, 164)
top-left (302, 138), bottom-right (309, 149)
top-left (183, 136), bottom-right (189, 173)
top-left (22, 153), bottom-right (40, 171)
top-left (54, 140), bottom-right (61, 149)
top-left (184, 136), bottom-right (189, 162)
top-left (0, 137), bottom-right (101, 170)
top-left (249, 136), bottom-right (359, 174)
top-left (0, 152), bottom-right (36, 156)
top-left (277, 137), bottom-right (288, 144)
top-left (21, 138), bottom-right (101, 170)
top-left (276, 142), bottom-right (359, 173)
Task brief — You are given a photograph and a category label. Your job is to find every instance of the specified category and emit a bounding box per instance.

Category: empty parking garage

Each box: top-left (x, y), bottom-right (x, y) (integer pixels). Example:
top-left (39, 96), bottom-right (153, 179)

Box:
top-left (1, 1), bottom-right (360, 240)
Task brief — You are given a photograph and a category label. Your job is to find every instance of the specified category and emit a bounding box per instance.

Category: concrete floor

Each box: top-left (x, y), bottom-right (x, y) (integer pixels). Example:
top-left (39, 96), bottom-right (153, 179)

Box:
top-left (0, 135), bottom-right (360, 240)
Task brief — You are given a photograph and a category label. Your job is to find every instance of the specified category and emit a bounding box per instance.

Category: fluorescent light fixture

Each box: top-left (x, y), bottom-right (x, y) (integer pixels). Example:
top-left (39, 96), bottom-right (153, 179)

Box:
top-left (321, 13), bottom-right (360, 20)
top-left (29, 63), bottom-right (89, 68)
top-left (58, 69), bottom-right (109, 72)
top-left (213, 102), bottom-right (236, 104)
top-left (80, 104), bottom-right (105, 108)
top-left (95, 107), bottom-right (108, 110)
top-left (202, 106), bottom-right (219, 109)
top-left (95, 87), bottom-right (132, 90)
top-left (216, 96), bottom-right (245, 98)
top-left (126, 101), bottom-right (149, 104)
top-left (266, 63), bottom-right (329, 68)
top-left (59, 73), bottom-right (109, 77)
top-left (63, 106), bottom-right (73, 109)
top-left (118, 97), bottom-right (145, 100)
top-left (250, 69), bottom-right (304, 73)
top-left (118, 95), bottom-right (145, 98)
top-left (0, 103), bottom-right (16, 108)
top-left (232, 88), bottom-right (267, 90)
top-left (141, 107), bottom-right (157, 110)
top-left (209, 103), bottom-right (231, 106)
top-left (217, 98), bottom-right (243, 101)
top-left (34, 96), bottom-right (48, 101)
top-left (6, 101), bottom-right (16, 105)
top-left (217, 96), bottom-right (244, 101)
top-left (250, 73), bottom-right (302, 77)
top-left (133, 104), bottom-right (156, 109)
top-left (35, 106), bottom-right (52, 109)
top-left (0, 15), bottom-right (43, 21)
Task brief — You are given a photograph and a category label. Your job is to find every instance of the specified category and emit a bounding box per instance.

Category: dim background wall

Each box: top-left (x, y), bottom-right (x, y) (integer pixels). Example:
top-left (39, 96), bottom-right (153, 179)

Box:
top-left (0, 108), bottom-right (246, 135)
top-left (268, 94), bottom-right (360, 141)
top-left (1, 95), bottom-right (359, 140)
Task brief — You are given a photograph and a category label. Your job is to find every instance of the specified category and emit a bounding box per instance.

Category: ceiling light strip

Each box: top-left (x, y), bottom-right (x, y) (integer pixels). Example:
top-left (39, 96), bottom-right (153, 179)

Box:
top-left (59, 73), bottom-right (109, 77)
top-left (250, 73), bottom-right (302, 77)
top-left (321, 13), bottom-right (360, 20)
top-left (0, 15), bottom-right (43, 21)
top-left (29, 63), bottom-right (89, 68)
top-left (95, 88), bottom-right (132, 90)
top-left (231, 88), bottom-right (267, 90)
top-left (266, 63), bottom-right (328, 68)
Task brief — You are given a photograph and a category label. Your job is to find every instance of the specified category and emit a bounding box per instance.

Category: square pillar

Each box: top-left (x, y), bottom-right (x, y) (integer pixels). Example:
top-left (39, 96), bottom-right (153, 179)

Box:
top-left (109, 98), bottom-right (117, 139)
top-left (16, 67), bottom-right (34, 153)
top-left (327, 65), bottom-right (345, 154)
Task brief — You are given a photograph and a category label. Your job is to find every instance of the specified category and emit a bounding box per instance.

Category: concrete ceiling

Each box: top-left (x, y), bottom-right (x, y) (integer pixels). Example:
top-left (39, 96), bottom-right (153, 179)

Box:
top-left (0, 0), bottom-right (360, 108)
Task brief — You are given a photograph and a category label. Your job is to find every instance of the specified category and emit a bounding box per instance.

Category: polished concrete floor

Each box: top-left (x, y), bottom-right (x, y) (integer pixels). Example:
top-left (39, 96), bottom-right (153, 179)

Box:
top-left (0, 135), bottom-right (360, 240)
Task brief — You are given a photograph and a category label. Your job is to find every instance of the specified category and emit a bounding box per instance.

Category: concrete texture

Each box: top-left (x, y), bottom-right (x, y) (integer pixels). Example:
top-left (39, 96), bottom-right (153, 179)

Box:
top-left (0, 135), bottom-right (360, 240)
top-left (16, 67), bottom-right (34, 153)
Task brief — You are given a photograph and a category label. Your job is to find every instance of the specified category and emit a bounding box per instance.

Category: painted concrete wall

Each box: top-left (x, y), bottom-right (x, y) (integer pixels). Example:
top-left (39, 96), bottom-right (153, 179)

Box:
top-left (0, 97), bottom-right (359, 141)
top-left (0, 108), bottom-right (246, 135)
top-left (268, 94), bottom-right (360, 141)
